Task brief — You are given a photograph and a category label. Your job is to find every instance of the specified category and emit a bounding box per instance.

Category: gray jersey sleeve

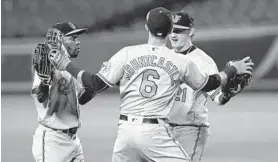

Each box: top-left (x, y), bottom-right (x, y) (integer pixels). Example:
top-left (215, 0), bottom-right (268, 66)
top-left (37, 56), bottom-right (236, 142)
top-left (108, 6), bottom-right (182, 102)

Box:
top-left (96, 47), bottom-right (127, 87)
top-left (182, 59), bottom-right (209, 90)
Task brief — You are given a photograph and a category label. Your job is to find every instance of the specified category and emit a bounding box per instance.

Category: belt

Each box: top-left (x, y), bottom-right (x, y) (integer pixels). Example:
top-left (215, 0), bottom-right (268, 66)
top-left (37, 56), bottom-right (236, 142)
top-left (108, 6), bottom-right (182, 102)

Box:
top-left (120, 114), bottom-right (164, 124)
top-left (42, 125), bottom-right (78, 135)
top-left (57, 127), bottom-right (78, 135)
top-left (169, 123), bottom-right (209, 128)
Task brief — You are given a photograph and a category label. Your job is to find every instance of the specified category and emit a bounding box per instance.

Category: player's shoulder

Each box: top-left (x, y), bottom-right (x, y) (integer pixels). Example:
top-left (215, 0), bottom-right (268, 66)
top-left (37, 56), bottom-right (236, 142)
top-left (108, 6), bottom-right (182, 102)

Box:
top-left (124, 44), bottom-right (146, 49)
top-left (192, 47), bottom-right (219, 73)
top-left (171, 52), bottom-right (192, 68)
top-left (192, 47), bottom-right (216, 65)
top-left (116, 44), bottom-right (146, 54)
top-left (124, 44), bottom-right (162, 57)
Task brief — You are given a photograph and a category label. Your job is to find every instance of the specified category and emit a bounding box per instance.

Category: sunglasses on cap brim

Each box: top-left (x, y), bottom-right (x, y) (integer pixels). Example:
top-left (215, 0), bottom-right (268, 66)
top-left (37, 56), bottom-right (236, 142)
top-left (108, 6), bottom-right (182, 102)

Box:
top-left (172, 28), bottom-right (190, 34)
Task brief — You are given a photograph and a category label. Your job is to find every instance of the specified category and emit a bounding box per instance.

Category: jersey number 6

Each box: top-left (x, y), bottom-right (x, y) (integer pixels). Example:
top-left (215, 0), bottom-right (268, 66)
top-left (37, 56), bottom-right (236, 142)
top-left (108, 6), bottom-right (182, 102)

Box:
top-left (139, 69), bottom-right (160, 98)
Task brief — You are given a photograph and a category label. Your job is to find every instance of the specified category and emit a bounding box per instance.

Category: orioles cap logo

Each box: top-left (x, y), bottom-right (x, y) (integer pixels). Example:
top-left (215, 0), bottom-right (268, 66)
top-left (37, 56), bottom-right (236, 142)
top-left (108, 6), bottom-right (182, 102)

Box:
top-left (173, 14), bottom-right (182, 23)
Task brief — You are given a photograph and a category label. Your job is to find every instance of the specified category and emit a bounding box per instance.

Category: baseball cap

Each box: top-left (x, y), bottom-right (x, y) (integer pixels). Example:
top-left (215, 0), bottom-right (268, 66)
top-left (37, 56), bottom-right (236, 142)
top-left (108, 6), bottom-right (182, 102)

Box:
top-left (146, 7), bottom-right (173, 37)
top-left (52, 22), bottom-right (87, 36)
top-left (172, 11), bottom-right (194, 30)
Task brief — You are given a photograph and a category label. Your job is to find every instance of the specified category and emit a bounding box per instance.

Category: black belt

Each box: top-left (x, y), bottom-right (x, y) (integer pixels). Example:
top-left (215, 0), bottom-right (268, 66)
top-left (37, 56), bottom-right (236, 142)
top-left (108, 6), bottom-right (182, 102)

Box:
top-left (60, 127), bottom-right (78, 135)
top-left (43, 125), bottom-right (78, 135)
top-left (120, 114), bottom-right (164, 124)
top-left (169, 123), bottom-right (209, 128)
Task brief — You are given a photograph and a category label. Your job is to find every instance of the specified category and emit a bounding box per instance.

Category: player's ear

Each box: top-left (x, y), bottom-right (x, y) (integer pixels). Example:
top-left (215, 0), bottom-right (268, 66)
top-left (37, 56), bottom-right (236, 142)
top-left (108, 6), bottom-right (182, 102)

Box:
top-left (189, 28), bottom-right (195, 37)
top-left (145, 24), bottom-right (149, 32)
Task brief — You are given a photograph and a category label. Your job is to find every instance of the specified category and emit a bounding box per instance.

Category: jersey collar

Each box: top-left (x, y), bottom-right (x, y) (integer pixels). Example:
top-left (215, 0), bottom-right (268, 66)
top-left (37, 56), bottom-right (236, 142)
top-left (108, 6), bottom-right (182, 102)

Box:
top-left (180, 45), bottom-right (196, 55)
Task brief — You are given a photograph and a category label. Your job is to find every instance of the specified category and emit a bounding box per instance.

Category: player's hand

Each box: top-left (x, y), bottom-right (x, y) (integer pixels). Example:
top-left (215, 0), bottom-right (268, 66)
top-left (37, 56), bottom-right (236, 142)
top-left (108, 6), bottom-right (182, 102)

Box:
top-left (229, 57), bottom-right (254, 75)
top-left (45, 28), bottom-right (71, 70)
top-left (45, 28), bottom-right (63, 51)
top-left (222, 57), bottom-right (253, 98)
top-left (40, 73), bottom-right (53, 85)
top-left (48, 49), bottom-right (71, 70)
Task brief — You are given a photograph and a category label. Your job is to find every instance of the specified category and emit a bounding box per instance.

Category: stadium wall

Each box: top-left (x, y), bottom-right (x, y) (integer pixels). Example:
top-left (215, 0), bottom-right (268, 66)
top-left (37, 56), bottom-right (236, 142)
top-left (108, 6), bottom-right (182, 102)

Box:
top-left (2, 25), bottom-right (278, 93)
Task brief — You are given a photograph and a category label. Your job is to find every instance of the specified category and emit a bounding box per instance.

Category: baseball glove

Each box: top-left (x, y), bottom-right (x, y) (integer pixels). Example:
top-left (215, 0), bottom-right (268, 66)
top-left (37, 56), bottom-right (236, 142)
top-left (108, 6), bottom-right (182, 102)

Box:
top-left (222, 59), bottom-right (253, 98)
top-left (45, 28), bottom-right (71, 70)
top-left (45, 28), bottom-right (63, 50)
top-left (32, 43), bottom-right (54, 85)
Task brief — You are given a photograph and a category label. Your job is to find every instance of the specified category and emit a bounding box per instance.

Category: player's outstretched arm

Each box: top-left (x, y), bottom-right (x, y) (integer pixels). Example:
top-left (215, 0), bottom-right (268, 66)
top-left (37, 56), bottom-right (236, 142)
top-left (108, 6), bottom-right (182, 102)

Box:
top-left (201, 57), bottom-right (253, 92)
top-left (48, 47), bottom-right (126, 94)
top-left (184, 56), bottom-right (253, 92)
top-left (46, 47), bottom-right (109, 94)
top-left (67, 66), bottom-right (109, 94)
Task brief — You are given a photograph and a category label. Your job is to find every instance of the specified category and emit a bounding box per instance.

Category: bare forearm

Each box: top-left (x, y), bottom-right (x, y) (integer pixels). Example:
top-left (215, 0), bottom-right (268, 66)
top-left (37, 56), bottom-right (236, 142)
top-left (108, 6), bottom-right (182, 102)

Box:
top-left (36, 83), bottom-right (49, 103)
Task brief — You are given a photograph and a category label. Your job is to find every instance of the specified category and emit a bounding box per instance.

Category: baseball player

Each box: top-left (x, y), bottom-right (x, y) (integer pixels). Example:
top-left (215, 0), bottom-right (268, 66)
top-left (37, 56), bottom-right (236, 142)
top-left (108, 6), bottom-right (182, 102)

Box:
top-left (47, 7), bottom-right (253, 162)
top-left (31, 22), bottom-right (95, 162)
top-left (167, 11), bottom-right (252, 162)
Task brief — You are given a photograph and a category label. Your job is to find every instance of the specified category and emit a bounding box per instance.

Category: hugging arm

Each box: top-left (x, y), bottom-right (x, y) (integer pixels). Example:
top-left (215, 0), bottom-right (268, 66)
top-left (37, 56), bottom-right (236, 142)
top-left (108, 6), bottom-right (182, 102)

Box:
top-left (63, 48), bottom-right (127, 94)
top-left (185, 57), bottom-right (253, 93)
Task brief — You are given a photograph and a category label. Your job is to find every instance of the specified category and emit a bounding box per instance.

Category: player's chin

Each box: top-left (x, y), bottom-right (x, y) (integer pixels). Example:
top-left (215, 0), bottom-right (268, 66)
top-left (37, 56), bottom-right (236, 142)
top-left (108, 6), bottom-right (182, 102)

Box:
top-left (170, 41), bottom-right (179, 48)
top-left (70, 51), bottom-right (79, 58)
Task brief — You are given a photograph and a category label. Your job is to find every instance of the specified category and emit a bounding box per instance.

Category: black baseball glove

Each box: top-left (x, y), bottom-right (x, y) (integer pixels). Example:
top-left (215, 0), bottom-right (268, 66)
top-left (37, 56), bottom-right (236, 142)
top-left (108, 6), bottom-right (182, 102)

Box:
top-left (222, 59), bottom-right (253, 98)
top-left (32, 42), bottom-right (54, 85)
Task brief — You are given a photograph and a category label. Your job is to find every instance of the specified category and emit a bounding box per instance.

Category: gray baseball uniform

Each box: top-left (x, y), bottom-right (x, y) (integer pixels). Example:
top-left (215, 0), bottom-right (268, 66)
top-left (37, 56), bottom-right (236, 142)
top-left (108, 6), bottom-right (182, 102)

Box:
top-left (168, 47), bottom-right (220, 162)
top-left (32, 68), bottom-right (85, 162)
top-left (96, 44), bottom-right (209, 162)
